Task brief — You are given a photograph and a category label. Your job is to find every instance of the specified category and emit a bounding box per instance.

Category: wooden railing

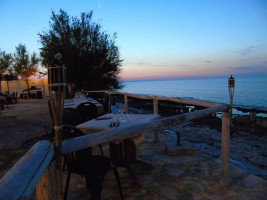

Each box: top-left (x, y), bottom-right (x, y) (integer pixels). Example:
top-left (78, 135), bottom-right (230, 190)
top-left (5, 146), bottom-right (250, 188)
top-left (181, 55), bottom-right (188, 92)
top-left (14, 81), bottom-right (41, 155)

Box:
top-left (0, 141), bottom-right (54, 199)
top-left (0, 91), bottom-right (230, 199)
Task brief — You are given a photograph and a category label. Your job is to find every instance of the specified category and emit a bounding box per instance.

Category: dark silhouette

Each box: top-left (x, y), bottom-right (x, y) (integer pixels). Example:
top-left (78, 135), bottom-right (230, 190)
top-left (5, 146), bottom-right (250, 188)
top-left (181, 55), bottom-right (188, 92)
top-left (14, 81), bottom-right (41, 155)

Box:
top-left (0, 50), bottom-right (13, 93)
top-left (39, 10), bottom-right (123, 93)
top-left (13, 44), bottom-right (39, 93)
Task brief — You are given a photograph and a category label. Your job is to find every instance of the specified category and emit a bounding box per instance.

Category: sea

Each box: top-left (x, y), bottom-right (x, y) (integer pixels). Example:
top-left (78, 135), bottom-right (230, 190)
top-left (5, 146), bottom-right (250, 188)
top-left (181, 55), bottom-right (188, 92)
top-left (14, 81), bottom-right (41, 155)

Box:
top-left (120, 75), bottom-right (267, 117)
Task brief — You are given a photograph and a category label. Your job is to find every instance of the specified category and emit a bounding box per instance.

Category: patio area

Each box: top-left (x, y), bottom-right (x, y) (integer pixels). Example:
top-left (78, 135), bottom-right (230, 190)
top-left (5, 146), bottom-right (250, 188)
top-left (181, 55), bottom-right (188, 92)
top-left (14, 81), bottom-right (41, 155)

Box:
top-left (0, 99), bottom-right (266, 199)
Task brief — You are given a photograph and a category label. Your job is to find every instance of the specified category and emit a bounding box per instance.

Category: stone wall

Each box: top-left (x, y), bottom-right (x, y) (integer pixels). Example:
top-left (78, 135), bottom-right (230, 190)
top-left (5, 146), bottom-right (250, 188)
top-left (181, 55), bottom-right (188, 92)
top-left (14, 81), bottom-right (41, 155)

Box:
top-left (0, 78), bottom-right (48, 98)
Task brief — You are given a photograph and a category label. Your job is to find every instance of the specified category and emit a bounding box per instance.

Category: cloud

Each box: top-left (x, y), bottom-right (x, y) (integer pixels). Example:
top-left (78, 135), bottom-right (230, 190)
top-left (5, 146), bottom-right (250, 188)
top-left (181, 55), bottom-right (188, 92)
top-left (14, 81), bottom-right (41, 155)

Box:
top-left (231, 65), bottom-right (267, 71)
top-left (205, 60), bottom-right (212, 63)
top-left (232, 66), bottom-right (256, 71)
top-left (97, 0), bottom-right (102, 8)
top-left (240, 46), bottom-right (254, 56)
top-left (176, 64), bottom-right (190, 67)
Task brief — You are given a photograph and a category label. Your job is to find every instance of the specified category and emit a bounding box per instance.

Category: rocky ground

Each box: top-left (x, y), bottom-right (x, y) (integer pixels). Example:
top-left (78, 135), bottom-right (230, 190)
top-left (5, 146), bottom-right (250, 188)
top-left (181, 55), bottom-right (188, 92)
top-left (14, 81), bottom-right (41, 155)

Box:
top-left (165, 118), bottom-right (267, 180)
top-left (0, 99), bottom-right (267, 199)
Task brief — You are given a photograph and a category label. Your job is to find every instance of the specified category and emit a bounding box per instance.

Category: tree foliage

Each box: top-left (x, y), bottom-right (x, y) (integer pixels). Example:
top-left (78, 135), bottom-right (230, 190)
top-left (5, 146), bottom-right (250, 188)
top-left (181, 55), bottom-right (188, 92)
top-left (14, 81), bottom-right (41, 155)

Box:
top-left (39, 9), bottom-right (123, 91)
top-left (0, 50), bottom-right (13, 81)
top-left (13, 44), bottom-right (39, 89)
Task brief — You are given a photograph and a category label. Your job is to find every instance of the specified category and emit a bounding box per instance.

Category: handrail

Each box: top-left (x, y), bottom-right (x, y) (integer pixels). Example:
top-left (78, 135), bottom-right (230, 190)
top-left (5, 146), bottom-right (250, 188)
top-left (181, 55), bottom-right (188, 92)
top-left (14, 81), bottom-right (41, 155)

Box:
top-left (0, 141), bottom-right (54, 200)
top-left (62, 104), bottom-right (229, 154)
top-left (112, 91), bottom-right (221, 108)
top-left (0, 90), bottom-right (231, 199)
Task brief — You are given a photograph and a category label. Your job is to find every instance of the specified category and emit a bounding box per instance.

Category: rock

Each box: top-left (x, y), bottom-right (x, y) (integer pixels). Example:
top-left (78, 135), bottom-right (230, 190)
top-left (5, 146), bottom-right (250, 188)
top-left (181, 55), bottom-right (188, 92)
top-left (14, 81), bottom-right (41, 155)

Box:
top-left (165, 140), bottom-right (194, 156)
top-left (154, 155), bottom-right (200, 167)
top-left (241, 174), bottom-right (266, 187)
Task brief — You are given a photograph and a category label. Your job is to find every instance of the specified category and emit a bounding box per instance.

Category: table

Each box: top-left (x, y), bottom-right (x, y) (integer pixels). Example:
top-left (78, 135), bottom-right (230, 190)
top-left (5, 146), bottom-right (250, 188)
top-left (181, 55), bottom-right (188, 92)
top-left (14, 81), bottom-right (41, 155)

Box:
top-left (64, 97), bottom-right (104, 116)
top-left (77, 113), bottom-right (159, 187)
top-left (22, 88), bottom-right (43, 99)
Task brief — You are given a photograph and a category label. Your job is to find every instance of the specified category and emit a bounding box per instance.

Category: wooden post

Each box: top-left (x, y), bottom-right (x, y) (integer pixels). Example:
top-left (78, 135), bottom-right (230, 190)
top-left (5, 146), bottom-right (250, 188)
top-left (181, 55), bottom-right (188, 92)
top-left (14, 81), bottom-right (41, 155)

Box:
top-left (55, 129), bottom-right (63, 200)
top-left (108, 85), bottom-right (111, 113)
top-left (153, 99), bottom-right (158, 142)
top-left (36, 161), bottom-right (56, 200)
top-left (153, 99), bottom-right (158, 115)
top-left (230, 98), bottom-right (233, 126)
top-left (221, 111), bottom-right (230, 188)
top-left (124, 94), bottom-right (128, 113)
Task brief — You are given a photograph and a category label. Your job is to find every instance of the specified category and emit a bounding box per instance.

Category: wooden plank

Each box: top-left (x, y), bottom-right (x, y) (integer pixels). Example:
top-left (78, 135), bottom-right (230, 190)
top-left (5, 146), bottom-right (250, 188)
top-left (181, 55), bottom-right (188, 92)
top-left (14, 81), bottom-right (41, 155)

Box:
top-left (112, 91), bottom-right (220, 108)
top-left (153, 99), bottom-right (158, 114)
top-left (0, 141), bottom-right (54, 200)
top-left (83, 90), bottom-right (220, 108)
top-left (62, 104), bottom-right (229, 154)
top-left (221, 111), bottom-right (230, 188)
top-left (124, 94), bottom-right (128, 113)
top-left (83, 90), bottom-right (109, 93)
top-left (36, 161), bottom-right (56, 200)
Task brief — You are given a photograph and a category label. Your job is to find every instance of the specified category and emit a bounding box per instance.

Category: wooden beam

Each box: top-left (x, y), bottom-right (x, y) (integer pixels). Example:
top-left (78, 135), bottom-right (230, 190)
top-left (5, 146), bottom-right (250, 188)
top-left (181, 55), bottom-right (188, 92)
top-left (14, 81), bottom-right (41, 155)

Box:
top-left (112, 91), bottom-right (220, 108)
top-left (153, 99), bottom-right (158, 115)
top-left (221, 111), bottom-right (230, 188)
top-left (124, 94), bottom-right (128, 114)
top-left (62, 104), bottom-right (229, 154)
top-left (84, 90), bottom-right (220, 108)
top-left (83, 90), bottom-right (109, 93)
top-left (36, 161), bottom-right (56, 200)
top-left (0, 141), bottom-right (54, 200)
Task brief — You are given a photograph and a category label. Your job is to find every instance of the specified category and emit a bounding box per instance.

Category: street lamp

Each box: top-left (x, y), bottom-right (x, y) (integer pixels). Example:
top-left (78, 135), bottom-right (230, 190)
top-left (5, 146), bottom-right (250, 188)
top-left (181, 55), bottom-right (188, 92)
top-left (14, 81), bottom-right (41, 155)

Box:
top-left (48, 53), bottom-right (66, 200)
top-left (228, 75), bottom-right (235, 126)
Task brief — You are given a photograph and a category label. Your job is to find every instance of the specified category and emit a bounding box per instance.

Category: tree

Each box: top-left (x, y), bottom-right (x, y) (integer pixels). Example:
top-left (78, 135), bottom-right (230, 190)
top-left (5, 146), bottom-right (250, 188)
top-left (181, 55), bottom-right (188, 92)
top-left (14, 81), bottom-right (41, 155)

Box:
top-left (0, 50), bottom-right (13, 93)
top-left (39, 9), bottom-right (123, 92)
top-left (13, 44), bottom-right (39, 91)
top-left (3, 69), bottom-right (18, 93)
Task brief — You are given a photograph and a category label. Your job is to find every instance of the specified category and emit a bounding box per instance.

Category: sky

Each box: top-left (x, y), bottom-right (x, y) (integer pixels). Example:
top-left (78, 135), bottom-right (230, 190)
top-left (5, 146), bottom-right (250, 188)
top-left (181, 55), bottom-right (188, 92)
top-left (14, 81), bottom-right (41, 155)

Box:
top-left (0, 0), bottom-right (267, 80)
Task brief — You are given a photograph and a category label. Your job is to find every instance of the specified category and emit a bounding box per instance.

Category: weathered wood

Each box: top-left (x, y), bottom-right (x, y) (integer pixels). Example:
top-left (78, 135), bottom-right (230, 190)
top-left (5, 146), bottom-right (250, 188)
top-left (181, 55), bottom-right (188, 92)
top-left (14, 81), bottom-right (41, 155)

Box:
top-left (221, 112), bottom-right (230, 188)
top-left (124, 94), bottom-right (128, 113)
top-left (83, 90), bottom-right (110, 93)
top-left (0, 141), bottom-right (54, 200)
top-left (83, 90), bottom-right (220, 108)
top-left (36, 161), bottom-right (56, 200)
top-left (112, 91), bottom-right (220, 108)
top-left (62, 104), bottom-right (229, 154)
top-left (153, 99), bottom-right (158, 114)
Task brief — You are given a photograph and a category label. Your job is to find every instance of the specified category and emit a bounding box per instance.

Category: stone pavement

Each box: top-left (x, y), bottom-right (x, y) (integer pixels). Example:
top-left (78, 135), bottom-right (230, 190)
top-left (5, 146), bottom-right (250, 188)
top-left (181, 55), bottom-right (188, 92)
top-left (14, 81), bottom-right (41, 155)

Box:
top-left (1, 99), bottom-right (266, 199)
top-left (66, 133), bottom-right (267, 200)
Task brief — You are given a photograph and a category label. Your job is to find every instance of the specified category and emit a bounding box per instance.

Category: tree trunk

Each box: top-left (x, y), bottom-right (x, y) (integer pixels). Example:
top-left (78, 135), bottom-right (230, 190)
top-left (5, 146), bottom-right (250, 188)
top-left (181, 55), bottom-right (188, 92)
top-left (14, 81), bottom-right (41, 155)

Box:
top-left (7, 81), bottom-right (9, 93)
top-left (26, 79), bottom-right (30, 97)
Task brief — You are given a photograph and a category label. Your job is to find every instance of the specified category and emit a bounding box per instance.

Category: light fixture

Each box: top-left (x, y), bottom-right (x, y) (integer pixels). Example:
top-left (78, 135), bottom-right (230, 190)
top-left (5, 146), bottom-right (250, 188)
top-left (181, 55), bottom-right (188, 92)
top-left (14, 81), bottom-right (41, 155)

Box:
top-left (48, 53), bottom-right (66, 199)
top-left (228, 75), bottom-right (235, 126)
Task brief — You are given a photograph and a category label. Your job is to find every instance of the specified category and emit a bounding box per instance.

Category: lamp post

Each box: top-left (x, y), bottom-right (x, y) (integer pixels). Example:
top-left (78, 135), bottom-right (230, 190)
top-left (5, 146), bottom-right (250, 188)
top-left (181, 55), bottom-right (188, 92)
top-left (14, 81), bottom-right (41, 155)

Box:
top-left (48, 53), bottom-right (66, 200)
top-left (228, 75), bottom-right (235, 126)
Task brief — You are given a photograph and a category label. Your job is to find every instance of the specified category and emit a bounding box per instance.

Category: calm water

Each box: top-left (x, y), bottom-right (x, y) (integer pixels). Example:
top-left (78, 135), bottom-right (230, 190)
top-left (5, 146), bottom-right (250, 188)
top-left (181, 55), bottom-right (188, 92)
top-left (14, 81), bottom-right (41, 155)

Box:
top-left (120, 76), bottom-right (267, 113)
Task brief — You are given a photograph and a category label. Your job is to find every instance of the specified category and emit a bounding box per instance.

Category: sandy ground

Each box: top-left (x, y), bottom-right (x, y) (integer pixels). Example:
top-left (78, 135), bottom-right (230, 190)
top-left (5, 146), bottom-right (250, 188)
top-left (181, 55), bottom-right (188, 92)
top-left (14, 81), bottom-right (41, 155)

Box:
top-left (0, 99), bottom-right (266, 199)
top-left (0, 99), bottom-right (52, 178)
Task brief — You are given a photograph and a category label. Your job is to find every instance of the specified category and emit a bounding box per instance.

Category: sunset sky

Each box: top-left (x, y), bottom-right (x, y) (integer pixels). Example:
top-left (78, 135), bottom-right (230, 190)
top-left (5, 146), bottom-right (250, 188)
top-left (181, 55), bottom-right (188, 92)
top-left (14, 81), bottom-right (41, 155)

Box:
top-left (0, 0), bottom-right (266, 80)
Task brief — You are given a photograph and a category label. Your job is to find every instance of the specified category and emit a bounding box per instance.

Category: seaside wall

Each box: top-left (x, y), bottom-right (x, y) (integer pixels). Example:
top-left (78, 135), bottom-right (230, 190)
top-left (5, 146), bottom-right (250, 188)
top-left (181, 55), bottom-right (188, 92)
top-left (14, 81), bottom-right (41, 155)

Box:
top-left (0, 78), bottom-right (49, 98)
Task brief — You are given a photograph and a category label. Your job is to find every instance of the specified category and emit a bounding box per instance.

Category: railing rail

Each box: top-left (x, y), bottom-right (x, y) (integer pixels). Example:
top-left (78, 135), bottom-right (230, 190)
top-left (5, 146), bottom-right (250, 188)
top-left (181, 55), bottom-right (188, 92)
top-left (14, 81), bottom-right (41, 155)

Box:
top-left (62, 104), bottom-right (229, 154)
top-left (0, 141), bottom-right (54, 200)
top-left (0, 90), bottom-right (231, 199)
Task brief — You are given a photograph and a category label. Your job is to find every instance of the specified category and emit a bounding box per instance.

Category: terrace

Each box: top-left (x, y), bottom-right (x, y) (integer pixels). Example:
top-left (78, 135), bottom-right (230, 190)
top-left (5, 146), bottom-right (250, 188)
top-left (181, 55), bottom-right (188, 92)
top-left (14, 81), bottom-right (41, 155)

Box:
top-left (0, 92), bottom-right (266, 200)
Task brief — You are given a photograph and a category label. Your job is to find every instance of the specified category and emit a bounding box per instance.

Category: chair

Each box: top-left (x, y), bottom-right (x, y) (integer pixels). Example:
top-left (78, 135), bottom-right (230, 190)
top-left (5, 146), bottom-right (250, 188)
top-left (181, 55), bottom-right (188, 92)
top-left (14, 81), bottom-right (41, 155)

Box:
top-left (109, 138), bottom-right (152, 188)
top-left (62, 125), bottom-right (123, 200)
top-left (63, 107), bottom-right (82, 126)
top-left (76, 102), bottom-right (98, 123)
